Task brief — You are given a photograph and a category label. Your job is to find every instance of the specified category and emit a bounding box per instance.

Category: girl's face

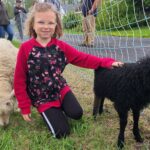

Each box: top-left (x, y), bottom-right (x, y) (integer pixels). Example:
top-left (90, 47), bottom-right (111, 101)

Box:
top-left (33, 10), bottom-right (57, 41)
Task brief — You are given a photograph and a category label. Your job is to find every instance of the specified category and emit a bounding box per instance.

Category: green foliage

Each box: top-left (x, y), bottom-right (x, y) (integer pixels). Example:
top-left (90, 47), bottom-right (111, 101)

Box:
top-left (5, 2), bottom-right (14, 19)
top-left (96, 0), bottom-right (150, 31)
top-left (127, 0), bottom-right (150, 11)
top-left (144, 0), bottom-right (150, 7)
top-left (12, 40), bottom-right (21, 48)
top-left (24, 0), bottom-right (36, 11)
top-left (63, 12), bottom-right (82, 29)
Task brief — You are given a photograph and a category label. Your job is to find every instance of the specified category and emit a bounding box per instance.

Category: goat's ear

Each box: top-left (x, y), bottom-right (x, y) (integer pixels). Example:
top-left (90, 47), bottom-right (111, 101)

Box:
top-left (9, 90), bottom-right (15, 98)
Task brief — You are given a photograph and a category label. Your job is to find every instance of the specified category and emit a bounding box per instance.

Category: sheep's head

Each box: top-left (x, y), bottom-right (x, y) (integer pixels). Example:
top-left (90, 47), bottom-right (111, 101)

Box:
top-left (0, 90), bottom-right (14, 127)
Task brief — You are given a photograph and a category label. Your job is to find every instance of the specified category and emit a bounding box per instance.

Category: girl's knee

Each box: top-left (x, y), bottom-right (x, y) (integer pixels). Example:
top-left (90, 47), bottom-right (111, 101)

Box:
top-left (71, 108), bottom-right (83, 120)
top-left (55, 127), bottom-right (70, 139)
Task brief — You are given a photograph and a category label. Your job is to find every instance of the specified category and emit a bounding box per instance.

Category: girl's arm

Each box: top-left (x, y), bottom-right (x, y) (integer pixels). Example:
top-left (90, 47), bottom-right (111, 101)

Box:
top-left (14, 44), bottom-right (32, 115)
top-left (62, 42), bottom-right (117, 69)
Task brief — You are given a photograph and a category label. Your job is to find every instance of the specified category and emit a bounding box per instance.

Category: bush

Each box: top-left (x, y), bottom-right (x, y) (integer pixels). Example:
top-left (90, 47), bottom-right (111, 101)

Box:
top-left (63, 12), bottom-right (82, 29)
top-left (96, 0), bottom-right (150, 31)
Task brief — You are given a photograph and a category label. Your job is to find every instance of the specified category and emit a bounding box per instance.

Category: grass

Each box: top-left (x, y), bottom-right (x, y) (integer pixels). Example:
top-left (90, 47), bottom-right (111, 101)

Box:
top-left (98, 27), bottom-right (150, 38)
top-left (4, 36), bottom-right (149, 149)
top-left (12, 40), bottom-right (21, 48)
top-left (64, 27), bottom-right (150, 38)
top-left (1, 63), bottom-right (149, 149)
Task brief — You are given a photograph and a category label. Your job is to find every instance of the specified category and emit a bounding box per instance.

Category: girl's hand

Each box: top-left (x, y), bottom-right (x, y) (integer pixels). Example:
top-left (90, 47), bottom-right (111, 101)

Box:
top-left (22, 114), bottom-right (32, 122)
top-left (112, 61), bottom-right (124, 67)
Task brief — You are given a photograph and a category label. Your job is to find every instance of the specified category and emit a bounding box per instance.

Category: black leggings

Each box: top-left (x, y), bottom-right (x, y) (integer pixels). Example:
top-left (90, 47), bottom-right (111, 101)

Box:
top-left (41, 91), bottom-right (83, 138)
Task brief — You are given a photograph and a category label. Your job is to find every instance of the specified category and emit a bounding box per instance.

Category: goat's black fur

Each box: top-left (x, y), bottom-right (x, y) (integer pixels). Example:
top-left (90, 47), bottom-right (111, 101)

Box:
top-left (93, 57), bottom-right (150, 148)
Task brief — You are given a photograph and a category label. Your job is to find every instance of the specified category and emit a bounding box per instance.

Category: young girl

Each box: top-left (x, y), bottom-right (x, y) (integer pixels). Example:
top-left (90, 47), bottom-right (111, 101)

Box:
top-left (14, 2), bottom-right (123, 138)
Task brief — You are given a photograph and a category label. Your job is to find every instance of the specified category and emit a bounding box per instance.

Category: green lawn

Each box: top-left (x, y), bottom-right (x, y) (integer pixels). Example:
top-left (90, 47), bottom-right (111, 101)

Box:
top-left (98, 27), bottom-right (150, 38)
top-left (6, 33), bottom-right (149, 150)
top-left (65, 27), bottom-right (150, 38)
top-left (0, 63), bottom-right (149, 150)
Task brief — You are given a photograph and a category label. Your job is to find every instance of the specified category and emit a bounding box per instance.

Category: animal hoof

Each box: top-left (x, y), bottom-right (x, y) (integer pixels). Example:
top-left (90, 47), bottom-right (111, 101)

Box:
top-left (135, 137), bottom-right (144, 143)
top-left (99, 109), bottom-right (103, 114)
top-left (101, 108), bottom-right (110, 114)
top-left (117, 140), bottom-right (124, 149)
top-left (93, 115), bottom-right (97, 121)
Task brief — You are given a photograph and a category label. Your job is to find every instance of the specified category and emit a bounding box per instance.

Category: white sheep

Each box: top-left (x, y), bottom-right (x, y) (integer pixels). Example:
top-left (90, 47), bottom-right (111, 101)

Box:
top-left (0, 38), bottom-right (18, 127)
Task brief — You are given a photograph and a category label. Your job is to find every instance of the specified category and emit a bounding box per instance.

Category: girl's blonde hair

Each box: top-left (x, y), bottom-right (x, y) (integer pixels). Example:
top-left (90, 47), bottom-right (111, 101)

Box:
top-left (24, 2), bottom-right (63, 38)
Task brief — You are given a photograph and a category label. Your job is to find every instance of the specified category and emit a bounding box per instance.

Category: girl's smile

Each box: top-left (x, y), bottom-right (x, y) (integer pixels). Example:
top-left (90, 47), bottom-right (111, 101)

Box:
top-left (33, 10), bottom-right (57, 44)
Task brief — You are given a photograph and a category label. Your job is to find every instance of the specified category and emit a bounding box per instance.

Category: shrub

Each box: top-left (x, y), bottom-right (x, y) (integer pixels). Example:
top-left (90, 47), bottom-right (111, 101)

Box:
top-left (96, 0), bottom-right (150, 31)
top-left (63, 12), bottom-right (82, 29)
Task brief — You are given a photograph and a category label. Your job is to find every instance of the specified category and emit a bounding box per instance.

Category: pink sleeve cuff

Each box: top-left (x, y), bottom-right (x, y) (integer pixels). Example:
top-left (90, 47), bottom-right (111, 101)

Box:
top-left (21, 107), bottom-right (31, 114)
top-left (100, 58), bottom-right (115, 69)
top-left (106, 60), bottom-right (115, 68)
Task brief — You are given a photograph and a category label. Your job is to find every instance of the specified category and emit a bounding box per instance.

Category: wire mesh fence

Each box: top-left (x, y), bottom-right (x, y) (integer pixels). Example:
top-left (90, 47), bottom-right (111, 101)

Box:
top-left (61, 0), bottom-right (150, 63)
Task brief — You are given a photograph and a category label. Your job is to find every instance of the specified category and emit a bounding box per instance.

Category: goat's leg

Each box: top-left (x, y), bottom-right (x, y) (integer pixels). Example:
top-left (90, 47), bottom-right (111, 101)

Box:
top-left (93, 95), bottom-right (104, 119)
top-left (99, 97), bottom-right (105, 114)
top-left (116, 108), bottom-right (128, 149)
top-left (132, 109), bottom-right (143, 143)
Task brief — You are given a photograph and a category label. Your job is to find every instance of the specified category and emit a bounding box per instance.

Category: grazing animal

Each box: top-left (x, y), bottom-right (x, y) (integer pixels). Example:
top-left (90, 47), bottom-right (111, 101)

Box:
top-left (93, 57), bottom-right (150, 148)
top-left (0, 39), bottom-right (18, 127)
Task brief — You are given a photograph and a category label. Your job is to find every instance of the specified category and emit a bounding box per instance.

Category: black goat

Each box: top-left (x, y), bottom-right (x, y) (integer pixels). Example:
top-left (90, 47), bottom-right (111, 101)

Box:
top-left (93, 57), bottom-right (150, 148)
